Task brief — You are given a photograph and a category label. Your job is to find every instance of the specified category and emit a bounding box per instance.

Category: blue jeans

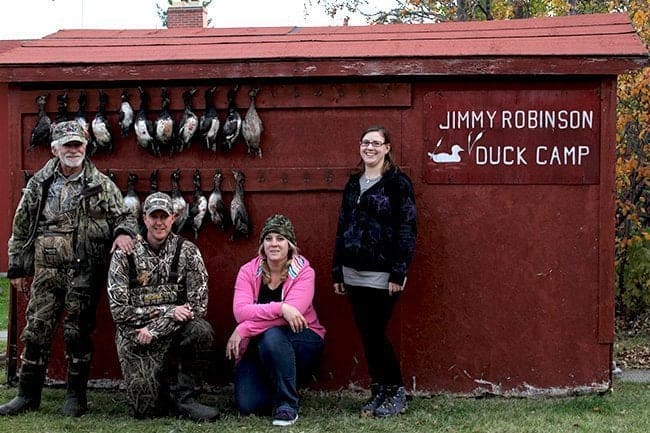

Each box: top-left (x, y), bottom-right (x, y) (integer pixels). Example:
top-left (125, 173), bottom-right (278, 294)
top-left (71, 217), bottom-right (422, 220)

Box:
top-left (235, 326), bottom-right (324, 415)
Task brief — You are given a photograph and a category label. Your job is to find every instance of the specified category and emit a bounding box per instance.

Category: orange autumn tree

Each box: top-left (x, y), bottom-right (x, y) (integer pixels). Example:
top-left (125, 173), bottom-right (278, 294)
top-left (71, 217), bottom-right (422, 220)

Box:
top-left (613, 1), bottom-right (649, 319)
top-left (308, 0), bottom-right (650, 318)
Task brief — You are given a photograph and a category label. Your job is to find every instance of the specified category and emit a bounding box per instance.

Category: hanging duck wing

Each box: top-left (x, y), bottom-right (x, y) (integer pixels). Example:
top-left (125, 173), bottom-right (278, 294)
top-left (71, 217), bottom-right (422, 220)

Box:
top-left (54, 92), bottom-right (69, 124)
top-left (124, 172), bottom-right (141, 223)
top-left (171, 169), bottom-right (189, 233)
top-left (199, 87), bottom-right (220, 153)
top-left (221, 87), bottom-right (241, 152)
top-left (242, 88), bottom-right (264, 158)
top-left (155, 88), bottom-right (175, 156)
top-left (119, 90), bottom-right (135, 137)
top-left (230, 170), bottom-right (250, 240)
top-left (208, 170), bottom-right (228, 229)
top-left (222, 109), bottom-right (241, 153)
top-left (29, 95), bottom-right (52, 150)
top-left (177, 88), bottom-right (198, 152)
top-left (74, 91), bottom-right (90, 137)
top-left (92, 91), bottom-right (113, 152)
top-left (135, 87), bottom-right (157, 155)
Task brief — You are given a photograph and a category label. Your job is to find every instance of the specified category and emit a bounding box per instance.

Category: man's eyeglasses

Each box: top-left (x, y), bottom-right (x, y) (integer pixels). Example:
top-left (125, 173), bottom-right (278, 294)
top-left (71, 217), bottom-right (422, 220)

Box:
top-left (360, 140), bottom-right (385, 148)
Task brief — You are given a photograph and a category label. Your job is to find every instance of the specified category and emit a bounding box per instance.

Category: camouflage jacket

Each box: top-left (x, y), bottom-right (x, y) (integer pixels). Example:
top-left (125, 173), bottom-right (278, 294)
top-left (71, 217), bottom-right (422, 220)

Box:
top-left (107, 232), bottom-right (209, 340)
top-left (7, 157), bottom-right (137, 279)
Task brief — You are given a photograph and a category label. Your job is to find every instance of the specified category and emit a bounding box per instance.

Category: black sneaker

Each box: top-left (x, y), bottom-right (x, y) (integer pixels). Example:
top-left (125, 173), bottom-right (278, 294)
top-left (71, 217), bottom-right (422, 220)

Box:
top-left (360, 383), bottom-right (385, 417)
top-left (272, 406), bottom-right (299, 426)
top-left (374, 386), bottom-right (407, 418)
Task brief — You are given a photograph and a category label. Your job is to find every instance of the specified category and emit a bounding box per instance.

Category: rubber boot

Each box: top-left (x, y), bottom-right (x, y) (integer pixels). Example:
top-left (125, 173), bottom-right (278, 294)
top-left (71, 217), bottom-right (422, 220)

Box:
top-left (61, 361), bottom-right (90, 417)
top-left (360, 383), bottom-right (385, 417)
top-left (374, 385), bottom-right (408, 418)
top-left (174, 368), bottom-right (219, 422)
top-left (0, 363), bottom-right (45, 416)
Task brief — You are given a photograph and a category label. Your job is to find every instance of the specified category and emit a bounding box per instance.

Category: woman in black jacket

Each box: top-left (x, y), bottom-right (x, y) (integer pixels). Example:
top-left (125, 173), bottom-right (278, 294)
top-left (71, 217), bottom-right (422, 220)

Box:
top-left (332, 125), bottom-right (417, 418)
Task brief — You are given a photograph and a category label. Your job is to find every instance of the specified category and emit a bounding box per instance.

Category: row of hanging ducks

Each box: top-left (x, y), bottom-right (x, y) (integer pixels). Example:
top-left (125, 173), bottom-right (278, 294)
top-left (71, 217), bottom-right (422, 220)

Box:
top-left (28, 86), bottom-right (264, 158)
top-left (120, 168), bottom-right (251, 241)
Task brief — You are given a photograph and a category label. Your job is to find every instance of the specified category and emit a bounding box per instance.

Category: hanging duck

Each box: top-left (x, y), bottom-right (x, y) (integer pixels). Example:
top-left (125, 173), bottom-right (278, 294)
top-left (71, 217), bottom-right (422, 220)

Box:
top-left (149, 169), bottom-right (160, 194)
top-left (124, 172), bottom-right (141, 224)
top-left (119, 90), bottom-right (134, 138)
top-left (91, 90), bottom-right (113, 153)
top-left (135, 87), bottom-right (157, 156)
top-left (230, 169), bottom-right (251, 240)
top-left (170, 168), bottom-right (189, 234)
top-left (221, 86), bottom-right (242, 153)
top-left (74, 91), bottom-right (90, 137)
top-left (29, 94), bottom-right (51, 150)
top-left (54, 91), bottom-right (69, 125)
top-left (177, 88), bottom-right (198, 153)
top-left (208, 169), bottom-right (227, 230)
top-left (199, 87), bottom-right (219, 153)
top-left (189, 169), bottom-right (208, 239)
top-left (242, 88), bottom-right (264, 158)
top-left (155, 87), bottom-right (174, 156)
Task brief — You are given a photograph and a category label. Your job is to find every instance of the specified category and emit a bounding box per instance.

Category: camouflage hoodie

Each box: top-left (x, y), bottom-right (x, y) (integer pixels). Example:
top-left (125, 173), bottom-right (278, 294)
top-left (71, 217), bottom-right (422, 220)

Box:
top-left (7, 157), bottom-right (137, 278)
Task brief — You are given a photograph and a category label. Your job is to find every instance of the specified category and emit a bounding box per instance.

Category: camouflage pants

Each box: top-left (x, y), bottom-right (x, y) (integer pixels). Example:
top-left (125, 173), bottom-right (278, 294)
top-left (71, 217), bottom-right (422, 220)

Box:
top-left (21, 265), bottom-right (102, 365)
top-left (115, 318), bottom-right (214, 418)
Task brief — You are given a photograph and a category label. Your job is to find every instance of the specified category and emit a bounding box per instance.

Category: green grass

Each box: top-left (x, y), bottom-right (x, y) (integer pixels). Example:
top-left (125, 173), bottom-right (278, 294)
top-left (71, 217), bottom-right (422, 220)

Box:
top-left (0, 277), bottom-right (8, 330)
top-left (1, 276), bottom-right (649, 431)
top-left (0, 379), bottom-right (648, 432)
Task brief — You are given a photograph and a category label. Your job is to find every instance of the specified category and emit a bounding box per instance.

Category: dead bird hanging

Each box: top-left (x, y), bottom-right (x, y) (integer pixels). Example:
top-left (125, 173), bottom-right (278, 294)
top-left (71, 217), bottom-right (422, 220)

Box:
top-left (54, 91), bottom-right (69, 125)
top-left (91, 90), bottom-right (113, 153)
top-left (230, 169), bottom-right (251, 240)
top-left (177, 88), bottom-right (199, 153)
top-left (119, 89), bottom-right (134, 138)
top-left (155, 87), bottom-right (175, 156)
top-left (124, 172), bottom-right (141, 224)
top-left (208, 169), bottom-right (228, 230)
top-left (170, 169), bottom-right (189, 234)
top-left (28, 94), bottom-right (51, 150)
top-left (135, 87), bottom-right (157, 156)
top-left (242, 87), bottom-right (264, 158)
top-left (74, 91), bottom-right (90, 137)
top-left (221, 86), bottom-right (242, 153)
top-left (189, 169), bottom-right (208, 239)
top-left (199, 87), bottom-right (220, 153)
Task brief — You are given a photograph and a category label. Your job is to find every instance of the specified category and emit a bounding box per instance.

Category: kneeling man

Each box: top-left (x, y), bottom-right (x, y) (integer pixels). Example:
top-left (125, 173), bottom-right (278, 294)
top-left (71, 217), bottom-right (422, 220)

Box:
top-left (107, 192), bottom-right (218, 421)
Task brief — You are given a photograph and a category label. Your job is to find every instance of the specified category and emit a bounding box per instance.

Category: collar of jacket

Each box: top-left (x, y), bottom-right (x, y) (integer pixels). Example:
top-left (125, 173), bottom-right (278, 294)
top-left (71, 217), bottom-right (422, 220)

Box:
top-left (351, 166), bottom-right (398, 183)
top-left (254, 254), bottom-right (307, 280)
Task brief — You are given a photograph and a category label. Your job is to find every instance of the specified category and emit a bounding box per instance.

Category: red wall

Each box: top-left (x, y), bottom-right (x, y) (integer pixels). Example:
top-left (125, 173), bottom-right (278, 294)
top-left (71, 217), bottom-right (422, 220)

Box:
top-left (4, 76), bottom-right (616, 395)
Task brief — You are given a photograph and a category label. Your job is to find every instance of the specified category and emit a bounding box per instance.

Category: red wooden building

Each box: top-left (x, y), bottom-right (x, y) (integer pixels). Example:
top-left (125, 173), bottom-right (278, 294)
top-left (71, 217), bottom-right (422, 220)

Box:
top-left (0, 11), bottom-right (648, 395)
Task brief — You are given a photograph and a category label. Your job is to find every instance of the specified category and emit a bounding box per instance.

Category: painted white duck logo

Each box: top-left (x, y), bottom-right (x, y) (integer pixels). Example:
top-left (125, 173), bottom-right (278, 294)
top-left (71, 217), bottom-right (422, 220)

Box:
top-left (428, 130), bottom-right (484, 164)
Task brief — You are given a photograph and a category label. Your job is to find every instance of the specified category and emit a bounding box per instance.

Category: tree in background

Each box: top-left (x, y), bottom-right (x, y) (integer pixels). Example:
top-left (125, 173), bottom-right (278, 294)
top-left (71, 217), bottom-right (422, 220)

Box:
top-left (308, 0), bottom-right (649, 319)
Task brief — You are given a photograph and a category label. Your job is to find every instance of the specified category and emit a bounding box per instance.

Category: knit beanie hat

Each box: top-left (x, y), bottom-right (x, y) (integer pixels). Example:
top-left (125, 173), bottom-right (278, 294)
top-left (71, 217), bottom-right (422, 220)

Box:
top-left (259, 214), bottom-right (296, 246)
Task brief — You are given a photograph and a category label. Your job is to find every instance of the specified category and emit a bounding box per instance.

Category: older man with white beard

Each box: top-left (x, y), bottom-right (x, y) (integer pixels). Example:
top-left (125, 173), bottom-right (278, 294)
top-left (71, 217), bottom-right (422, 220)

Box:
top-left (1, 121), bottom-right (137, 417)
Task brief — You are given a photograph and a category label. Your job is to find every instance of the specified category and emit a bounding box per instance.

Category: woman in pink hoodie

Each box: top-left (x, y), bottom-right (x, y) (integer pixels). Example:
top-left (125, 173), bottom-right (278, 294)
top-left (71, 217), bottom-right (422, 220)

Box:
top-left (226, 214), bottom-right (325, 427)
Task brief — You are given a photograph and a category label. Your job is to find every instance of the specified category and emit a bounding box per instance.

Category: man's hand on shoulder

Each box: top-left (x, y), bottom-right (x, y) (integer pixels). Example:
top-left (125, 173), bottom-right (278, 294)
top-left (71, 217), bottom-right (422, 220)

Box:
top-left (111, 234), bottom-right (135, 254)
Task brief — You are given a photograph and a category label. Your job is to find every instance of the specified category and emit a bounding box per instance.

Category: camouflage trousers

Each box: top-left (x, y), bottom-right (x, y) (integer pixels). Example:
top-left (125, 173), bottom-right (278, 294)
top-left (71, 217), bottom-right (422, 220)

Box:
top-left (115, 318), bottom-right (215, 418)
top-left (21, 264), bottom-right (102, 366)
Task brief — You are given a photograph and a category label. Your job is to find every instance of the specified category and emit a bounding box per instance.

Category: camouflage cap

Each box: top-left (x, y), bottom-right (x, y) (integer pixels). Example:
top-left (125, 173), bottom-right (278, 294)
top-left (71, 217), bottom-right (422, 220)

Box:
top-left (51, 120), bottom-right (88, 147)
top-left (259, 214), bottom-right (296, 246)
top-left (143, 192), bottom-right (174, 216)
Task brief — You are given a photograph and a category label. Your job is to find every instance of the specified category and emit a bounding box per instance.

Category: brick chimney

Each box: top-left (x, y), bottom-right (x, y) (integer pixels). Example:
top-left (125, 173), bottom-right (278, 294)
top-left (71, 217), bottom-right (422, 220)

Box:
top-left (167, 1), bottom-right (208, 29)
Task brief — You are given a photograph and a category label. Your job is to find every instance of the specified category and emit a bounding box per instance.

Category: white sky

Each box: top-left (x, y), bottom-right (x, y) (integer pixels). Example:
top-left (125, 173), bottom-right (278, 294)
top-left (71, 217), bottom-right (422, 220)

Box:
top-left (0, 0), bottom-right (395, 40)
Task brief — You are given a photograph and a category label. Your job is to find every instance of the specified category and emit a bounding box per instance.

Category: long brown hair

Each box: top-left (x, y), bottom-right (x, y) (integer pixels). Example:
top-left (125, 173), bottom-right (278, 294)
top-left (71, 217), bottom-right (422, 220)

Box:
top-left (355, 125), bottom-right (399, 175)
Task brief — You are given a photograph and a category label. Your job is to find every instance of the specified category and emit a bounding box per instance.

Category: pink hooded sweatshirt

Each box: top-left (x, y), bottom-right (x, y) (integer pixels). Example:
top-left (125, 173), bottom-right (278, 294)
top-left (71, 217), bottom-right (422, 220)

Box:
top-left (233, 255), bottom-right (326, 360)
